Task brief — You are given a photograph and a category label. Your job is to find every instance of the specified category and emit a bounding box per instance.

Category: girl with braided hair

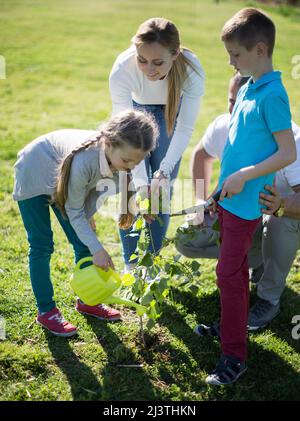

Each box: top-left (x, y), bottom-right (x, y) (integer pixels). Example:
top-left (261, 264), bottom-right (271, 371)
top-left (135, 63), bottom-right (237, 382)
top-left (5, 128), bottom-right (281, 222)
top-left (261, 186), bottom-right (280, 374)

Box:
top-left (13, 109), bottom-right (158, 337)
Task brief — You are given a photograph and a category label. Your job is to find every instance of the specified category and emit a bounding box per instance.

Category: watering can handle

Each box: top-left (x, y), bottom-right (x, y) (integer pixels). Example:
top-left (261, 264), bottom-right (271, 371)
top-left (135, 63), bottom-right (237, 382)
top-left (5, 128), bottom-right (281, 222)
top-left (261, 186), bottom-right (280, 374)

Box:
top-left (76, 256), bottom-right (93, 270)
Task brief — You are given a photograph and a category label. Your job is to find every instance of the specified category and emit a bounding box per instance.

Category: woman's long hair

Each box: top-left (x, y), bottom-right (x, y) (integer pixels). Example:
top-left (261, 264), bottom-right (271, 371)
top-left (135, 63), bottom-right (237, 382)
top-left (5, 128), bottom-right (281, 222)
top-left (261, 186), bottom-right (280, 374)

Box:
top-left (53, 109), bottom-right (159, 229)
top-left (133, 17), bottom-right (201, 136)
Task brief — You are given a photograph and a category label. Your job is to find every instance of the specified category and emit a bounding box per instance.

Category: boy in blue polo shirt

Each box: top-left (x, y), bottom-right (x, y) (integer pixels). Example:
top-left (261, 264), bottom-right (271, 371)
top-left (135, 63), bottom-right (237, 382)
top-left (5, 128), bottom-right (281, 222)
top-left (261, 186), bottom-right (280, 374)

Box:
top-left (205, 8), bottom-right (296, 385)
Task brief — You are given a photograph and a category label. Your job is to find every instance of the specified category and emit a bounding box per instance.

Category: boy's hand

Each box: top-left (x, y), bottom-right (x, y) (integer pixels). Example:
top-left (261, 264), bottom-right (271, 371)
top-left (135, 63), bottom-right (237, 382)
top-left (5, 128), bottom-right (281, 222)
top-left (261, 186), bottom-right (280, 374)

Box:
top-left (93, 249), bottom-right (115, 272)
top-left (206, 199), bottom-right (218, 217)
top-left (220, 170), bottom-right (246, 200)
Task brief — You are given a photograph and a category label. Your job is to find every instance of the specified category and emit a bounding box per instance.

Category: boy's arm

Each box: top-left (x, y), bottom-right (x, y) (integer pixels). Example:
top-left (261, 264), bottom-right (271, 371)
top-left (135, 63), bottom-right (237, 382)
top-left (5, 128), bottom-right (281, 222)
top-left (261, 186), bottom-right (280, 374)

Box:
top-left (220, 129), bottom-right (296, 200)
top-left (240, 129), bottom-right (296, 180)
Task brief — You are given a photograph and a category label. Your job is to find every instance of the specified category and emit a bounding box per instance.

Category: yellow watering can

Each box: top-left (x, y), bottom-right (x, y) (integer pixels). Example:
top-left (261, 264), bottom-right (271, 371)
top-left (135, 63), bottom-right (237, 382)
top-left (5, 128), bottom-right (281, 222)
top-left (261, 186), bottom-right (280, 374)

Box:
top-left (70, 257), bottom-right (146, 316)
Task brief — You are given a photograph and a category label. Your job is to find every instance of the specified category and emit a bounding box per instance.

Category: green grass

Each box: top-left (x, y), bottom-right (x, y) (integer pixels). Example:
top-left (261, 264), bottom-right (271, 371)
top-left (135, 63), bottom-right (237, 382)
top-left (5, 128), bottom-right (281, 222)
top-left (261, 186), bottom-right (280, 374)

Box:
top-left (1, 0), bottom-right (300, 401)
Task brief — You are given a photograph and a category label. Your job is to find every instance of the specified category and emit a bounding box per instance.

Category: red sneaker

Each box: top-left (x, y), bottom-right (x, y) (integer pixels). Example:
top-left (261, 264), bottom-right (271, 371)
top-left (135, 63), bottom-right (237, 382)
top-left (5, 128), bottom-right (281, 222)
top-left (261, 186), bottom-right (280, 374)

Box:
top-left (75, 299), bottom-right (121, 321)
top-left (36, 308), bottom-right (78, 337)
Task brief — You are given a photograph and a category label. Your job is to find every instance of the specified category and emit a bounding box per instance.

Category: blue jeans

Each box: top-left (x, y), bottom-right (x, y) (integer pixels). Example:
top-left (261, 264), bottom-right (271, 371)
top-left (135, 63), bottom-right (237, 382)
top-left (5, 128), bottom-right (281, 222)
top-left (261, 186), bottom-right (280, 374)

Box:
top-left (119, 102), bottom-right (181, 264)
top-left (18, 195), bottom-right (91, 313)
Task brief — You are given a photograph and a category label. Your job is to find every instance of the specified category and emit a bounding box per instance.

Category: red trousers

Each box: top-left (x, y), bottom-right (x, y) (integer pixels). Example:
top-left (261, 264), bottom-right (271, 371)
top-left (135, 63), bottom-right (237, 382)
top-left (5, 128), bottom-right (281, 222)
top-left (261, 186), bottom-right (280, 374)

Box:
top-left (216, 205), bottom-right (261, 361)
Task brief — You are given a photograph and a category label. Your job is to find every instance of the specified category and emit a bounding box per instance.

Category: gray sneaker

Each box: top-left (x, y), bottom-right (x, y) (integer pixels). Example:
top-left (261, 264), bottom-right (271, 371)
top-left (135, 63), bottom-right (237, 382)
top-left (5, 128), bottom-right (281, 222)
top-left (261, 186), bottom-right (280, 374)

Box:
top-left (248, 298), bottom-right (280, 331)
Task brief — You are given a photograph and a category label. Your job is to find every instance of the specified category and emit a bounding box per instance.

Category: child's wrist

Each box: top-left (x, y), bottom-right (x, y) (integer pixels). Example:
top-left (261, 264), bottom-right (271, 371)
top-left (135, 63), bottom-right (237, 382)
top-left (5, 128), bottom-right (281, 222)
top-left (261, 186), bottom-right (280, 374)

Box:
top-left (239, 166), bottom-right (254, 182)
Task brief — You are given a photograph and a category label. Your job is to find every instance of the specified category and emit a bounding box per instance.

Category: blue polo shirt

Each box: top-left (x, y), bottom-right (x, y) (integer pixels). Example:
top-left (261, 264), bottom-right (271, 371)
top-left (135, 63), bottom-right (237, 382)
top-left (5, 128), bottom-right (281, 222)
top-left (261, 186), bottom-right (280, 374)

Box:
top-left (218, 71), bottom-right (292, 220)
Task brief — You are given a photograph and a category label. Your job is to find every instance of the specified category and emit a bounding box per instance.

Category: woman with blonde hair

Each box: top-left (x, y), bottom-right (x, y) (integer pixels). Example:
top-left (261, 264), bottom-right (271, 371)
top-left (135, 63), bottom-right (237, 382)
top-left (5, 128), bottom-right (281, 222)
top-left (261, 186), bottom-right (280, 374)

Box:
top-left (109, 17), bottom-right (205, 270)
top-left (13, 110), bottom-right (158, 336)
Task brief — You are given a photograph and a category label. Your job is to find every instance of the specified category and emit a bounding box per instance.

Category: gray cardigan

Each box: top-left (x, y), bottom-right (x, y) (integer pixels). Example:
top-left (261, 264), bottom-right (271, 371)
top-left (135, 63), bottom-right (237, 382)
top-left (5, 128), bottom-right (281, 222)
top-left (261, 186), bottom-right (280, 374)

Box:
top-left (13, 129), bottom-right (120, 254)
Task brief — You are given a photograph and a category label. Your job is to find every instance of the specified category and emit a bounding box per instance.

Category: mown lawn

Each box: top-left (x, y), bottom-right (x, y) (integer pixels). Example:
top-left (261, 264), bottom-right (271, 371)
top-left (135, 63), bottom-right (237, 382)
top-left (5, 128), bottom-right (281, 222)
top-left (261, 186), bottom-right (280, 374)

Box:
top-left (0, 0), bottom-right (300, 401)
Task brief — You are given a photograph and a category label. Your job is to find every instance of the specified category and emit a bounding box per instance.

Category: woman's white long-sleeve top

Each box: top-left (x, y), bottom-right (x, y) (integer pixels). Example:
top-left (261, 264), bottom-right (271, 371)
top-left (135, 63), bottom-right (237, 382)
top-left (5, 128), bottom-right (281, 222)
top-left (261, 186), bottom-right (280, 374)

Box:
top-left (109, 45), bottom-right (205, 187)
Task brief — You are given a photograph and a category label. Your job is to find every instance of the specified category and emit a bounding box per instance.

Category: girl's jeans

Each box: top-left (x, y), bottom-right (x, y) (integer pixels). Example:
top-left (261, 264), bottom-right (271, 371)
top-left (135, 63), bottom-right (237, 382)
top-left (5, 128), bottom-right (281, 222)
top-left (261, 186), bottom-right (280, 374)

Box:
top-left (18, 195), bottom-right (91, 313)
top-left (216, 205), bottom-right (261, 362)
top-left (119, 102), bottom-right (181, 264)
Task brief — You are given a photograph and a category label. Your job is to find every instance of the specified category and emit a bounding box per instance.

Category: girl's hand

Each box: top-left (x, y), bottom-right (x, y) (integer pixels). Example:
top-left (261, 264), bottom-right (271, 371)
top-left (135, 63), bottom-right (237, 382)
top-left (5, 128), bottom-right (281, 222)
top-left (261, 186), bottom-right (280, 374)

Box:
top-left (93, 249), bottom-right (115, 272)
top-left (220, 171), bottom-right (246, 201)
top-left (143, 214), bottom-right (156, 224)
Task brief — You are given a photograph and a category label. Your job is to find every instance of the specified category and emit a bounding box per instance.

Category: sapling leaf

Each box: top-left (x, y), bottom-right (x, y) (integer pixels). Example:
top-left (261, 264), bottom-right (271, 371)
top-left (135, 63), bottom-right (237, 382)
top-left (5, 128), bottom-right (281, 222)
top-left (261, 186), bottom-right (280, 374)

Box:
top-left (121, 273), bottom-right (135, 287)
top-left (178, 278), bottom-right (190, 287)
top-left (138, 241), bottom-right (148, 251)
top-left (164, 263), bottom-right (171, 273)
top-left (140, 252), bottom-right (153, 267)
top-left (135, 218), bottom-right (144, 231)
top-left (189, 285), bottom-right (199, 295)
top-left (212, 218), bottom-right (220, 232)
top-left (170, 264), bottom-right (184, 276)
top-left (162, 289), bottom-right (169, 298)
top-left (153, 256), bottom-right (161, 265)
top-left (157, 277), bottom-right (169, 295)
top-left (141, 292), bottom-right (154, 306)
top-left (162, 237), bottom-right (173, 248)
top-left (191, 261), bottom-right (200, 272)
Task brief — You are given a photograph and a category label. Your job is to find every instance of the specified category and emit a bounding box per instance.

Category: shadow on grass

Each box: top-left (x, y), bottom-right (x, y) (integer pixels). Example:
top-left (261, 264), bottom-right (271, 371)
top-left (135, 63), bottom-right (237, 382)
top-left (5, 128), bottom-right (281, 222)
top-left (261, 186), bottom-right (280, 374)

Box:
top-left (170, 283), bottom-right (300, 353)
top-left (157, 287), bottom-right (300, 400)
top-left (158, 291), bottom-right (221, 373)
top-left (84, 317), bottom-right (161, 401)
top-left (41, 283), bottom-right (300, 401)
top-left (45, 332), bottom-right (102, 400)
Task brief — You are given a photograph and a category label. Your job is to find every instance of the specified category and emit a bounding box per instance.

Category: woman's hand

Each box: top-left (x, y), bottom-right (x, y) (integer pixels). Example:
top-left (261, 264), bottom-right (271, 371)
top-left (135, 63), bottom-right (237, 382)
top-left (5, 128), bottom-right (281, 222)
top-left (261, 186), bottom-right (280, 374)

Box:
top-left (220, 170), bottom-right (246, 200)
top-left (93, 249), bottom-right (115, 272)
top-left (153, 169), bottom-right (169, 183)
top-left (259, 184), bottom-right (282, 215)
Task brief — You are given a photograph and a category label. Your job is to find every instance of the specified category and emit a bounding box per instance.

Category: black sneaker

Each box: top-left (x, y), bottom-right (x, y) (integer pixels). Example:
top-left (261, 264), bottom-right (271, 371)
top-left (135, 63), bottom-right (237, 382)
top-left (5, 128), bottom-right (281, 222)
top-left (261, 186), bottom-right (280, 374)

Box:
top-left (248, 298), bottom-right (280, 331)
top-left (194, 321), bottom-right (220, 338)
top-left (205, 355), bottom-right (247, 386)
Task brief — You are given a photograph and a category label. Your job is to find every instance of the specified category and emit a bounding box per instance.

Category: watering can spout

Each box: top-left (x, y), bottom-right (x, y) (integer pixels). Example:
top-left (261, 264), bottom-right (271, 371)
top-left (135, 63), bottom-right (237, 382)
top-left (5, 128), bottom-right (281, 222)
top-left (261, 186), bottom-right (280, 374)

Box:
top-left (70, 257), bottom-right (147, 315)
top-left (102, 296), bottom-right (146, 316)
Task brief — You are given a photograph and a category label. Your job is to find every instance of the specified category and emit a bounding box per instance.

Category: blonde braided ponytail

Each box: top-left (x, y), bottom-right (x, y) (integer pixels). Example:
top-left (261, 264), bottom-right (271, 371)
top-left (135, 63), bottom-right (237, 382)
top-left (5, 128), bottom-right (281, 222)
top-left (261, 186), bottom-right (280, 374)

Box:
top-left (53, 136), bottom-right (101, 216)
